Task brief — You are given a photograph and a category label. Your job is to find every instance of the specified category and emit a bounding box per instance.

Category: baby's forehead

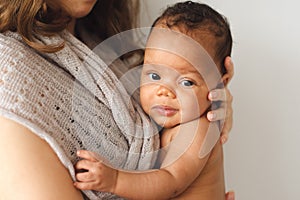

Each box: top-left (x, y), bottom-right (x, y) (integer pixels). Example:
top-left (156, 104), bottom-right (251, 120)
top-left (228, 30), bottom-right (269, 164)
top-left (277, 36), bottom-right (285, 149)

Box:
top-left (153, 23), bottom-right (214, 49)
top-left (145, 48), bottom-right (205, 72)
top-left (147, 28), bottom-right (214, 63)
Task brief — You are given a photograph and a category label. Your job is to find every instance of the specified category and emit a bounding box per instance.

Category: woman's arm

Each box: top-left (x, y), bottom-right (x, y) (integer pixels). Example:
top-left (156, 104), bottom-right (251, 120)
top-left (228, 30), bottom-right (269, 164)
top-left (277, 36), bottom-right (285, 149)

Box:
top-left (0, 116), bottom-right (83, 200)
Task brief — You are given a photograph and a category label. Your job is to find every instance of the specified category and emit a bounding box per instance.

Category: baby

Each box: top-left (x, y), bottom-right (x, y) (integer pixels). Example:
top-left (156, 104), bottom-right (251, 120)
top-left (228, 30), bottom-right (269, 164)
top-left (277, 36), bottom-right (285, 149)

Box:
top-left (74, 1), bottom-right (232, 199)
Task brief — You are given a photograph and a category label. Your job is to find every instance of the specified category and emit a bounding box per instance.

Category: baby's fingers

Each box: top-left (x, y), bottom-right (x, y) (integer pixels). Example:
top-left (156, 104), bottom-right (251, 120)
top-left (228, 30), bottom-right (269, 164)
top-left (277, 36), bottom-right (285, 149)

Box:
top-left (74, 181), bottom-right (94, 190)
top-left (75, 159), bottom-right (94, 172)
top-left (77, 150), bottom-right (98, 162)
top-left (76, 171), bottom-right (94, 182)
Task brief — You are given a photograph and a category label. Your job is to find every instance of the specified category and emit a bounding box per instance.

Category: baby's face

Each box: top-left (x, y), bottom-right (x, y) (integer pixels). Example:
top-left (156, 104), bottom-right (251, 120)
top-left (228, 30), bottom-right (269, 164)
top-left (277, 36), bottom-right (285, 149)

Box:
top-left (140, 49), bottom-right (210, 128)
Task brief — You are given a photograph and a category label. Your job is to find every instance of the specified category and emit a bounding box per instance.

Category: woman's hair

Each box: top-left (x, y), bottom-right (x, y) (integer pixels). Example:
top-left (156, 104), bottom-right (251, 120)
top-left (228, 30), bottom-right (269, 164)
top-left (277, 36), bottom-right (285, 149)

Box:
top-left (76, 0), bottom-right (142, 58)
top-left (76, 0), bottom-right (139, 44)
top-left (153, 1), bottom-right (232, 74)
top-left (0, 0), bottom-right (69, 53)
top-left (75, 0), bottom-right (143, 67)
top-left (0, 0), bottom-right (140, 53)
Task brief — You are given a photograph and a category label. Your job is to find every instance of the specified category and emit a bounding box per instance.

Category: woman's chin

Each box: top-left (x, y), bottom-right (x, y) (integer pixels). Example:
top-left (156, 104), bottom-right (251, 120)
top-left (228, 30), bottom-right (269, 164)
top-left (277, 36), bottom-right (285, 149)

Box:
top-left (70, 8), bottom-right (93, 18)
top-left (67, 2), bottom-right (97, 18)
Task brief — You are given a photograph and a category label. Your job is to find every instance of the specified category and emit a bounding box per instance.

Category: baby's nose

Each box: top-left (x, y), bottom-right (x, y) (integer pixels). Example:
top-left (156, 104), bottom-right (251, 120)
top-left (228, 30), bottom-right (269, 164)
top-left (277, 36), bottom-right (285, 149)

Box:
top-left (157, 85), bottom-right (176, 98)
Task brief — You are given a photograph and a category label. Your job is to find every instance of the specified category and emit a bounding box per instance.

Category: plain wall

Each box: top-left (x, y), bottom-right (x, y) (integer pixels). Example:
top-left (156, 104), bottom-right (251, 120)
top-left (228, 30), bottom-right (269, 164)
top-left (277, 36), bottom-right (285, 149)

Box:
top-left (140, 0), bottom-right (300, 199)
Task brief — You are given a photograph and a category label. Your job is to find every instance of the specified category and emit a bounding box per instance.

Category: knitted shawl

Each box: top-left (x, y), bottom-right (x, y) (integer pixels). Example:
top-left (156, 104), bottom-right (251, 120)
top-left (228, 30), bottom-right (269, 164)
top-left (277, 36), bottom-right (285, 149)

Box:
top-left (0, 31), bottom-right (159, 199)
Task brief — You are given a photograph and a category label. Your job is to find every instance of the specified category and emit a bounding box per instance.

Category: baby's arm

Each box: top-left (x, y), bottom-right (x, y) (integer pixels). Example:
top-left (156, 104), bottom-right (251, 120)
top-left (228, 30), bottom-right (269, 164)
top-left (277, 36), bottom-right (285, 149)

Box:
top-left (74, 117), bottom-right (217, 199)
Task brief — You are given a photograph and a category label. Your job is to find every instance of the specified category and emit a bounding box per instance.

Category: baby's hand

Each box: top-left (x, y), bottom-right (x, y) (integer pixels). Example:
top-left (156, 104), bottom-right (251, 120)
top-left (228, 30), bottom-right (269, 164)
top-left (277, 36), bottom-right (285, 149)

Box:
top-left (74, 150), bottom-right (118, 193)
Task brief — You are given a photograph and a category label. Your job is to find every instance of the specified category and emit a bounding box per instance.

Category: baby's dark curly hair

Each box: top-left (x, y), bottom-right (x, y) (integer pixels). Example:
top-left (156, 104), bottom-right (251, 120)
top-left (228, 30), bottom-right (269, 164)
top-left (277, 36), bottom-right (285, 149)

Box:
top-left (153, 1), bottom-right (232, 74)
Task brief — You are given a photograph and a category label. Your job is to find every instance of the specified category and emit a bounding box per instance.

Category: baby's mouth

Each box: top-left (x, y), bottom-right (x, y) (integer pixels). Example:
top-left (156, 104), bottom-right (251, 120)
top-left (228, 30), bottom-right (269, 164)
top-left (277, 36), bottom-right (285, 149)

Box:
top-left (151, 105), bottom-right (178, 117)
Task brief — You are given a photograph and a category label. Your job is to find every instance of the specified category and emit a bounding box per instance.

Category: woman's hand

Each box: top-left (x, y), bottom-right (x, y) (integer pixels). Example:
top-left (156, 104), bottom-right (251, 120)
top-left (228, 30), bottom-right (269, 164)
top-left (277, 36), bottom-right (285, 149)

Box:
top-left (74, 150), bottom-right (118, 193)
top-left (207, 57), bottom-right (234, 144)
top-left (225, 191), bottom-right (235, 200)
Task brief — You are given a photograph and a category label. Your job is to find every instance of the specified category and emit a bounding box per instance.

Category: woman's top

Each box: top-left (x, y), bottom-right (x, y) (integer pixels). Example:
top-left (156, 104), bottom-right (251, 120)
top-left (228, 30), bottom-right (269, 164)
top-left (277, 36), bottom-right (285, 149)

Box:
top-left (0, 31), bottom-right (160, 199)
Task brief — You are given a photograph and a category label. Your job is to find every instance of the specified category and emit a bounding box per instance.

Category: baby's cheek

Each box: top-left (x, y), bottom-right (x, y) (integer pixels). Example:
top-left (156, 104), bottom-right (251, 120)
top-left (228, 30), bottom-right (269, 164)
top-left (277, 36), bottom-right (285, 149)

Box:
top-left (141, 102), bottom-right (150, 116)
top-left (179, 90), bottom-right (209, 121)
top-left (140, 94), bottom-right (150, 115)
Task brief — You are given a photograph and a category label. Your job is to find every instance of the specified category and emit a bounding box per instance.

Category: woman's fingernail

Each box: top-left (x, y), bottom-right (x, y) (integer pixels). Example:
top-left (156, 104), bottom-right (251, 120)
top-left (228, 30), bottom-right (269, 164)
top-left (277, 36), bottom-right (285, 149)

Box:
top-left (227, 190), bottom-right (235, 200)
top-left (221, 138), bottom-right (225, 144)
top-left (221, 136), bottom-right (227, 144)
top-left (77, 150), bottom-right (80, 155)
top-left (228, 195), bottom-right (234, 200)
top-left (208, 112), bottom-right (216, 121)
top-left (209, 91), bottom-right (217, 100)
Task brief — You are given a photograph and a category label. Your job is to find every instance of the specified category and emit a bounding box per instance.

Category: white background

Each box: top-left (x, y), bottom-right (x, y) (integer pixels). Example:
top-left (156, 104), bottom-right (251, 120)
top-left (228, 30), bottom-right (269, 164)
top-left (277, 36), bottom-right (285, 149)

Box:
top-left (140, 0), bottom-right (300, 199)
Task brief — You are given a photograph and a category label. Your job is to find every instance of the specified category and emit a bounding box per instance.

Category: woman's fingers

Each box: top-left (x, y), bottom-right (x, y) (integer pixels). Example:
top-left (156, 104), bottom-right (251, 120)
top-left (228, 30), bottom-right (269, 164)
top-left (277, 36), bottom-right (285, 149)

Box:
top-left (208, 88), bottom-right (233, 121)
top-left (208, 88), bottom-right (233, 116)
top-left (225, 190), bottom-right (235, 200)
top-left (208, 88), bottom-right (227, 102)
top-left (220, 91), bottom-right (233, 143)
top-left (208, 87), bottom-right (233, 144)
top-left (207, 107), bottom-right (226, 121)
top-left (207, 56), bottom-right (234, 144)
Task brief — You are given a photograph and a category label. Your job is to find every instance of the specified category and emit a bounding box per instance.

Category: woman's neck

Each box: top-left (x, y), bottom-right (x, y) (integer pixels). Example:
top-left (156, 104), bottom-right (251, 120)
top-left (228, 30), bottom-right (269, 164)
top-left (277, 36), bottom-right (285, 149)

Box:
top-left (67, 19), bottom-right (76, 35)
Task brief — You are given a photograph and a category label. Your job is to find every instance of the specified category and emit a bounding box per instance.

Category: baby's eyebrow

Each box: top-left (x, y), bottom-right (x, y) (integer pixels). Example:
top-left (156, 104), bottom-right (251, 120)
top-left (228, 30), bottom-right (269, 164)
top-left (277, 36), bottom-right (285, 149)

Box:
top-left (187, 69), bottom-right (205, 81)
top-left (187, 67), bottom-right (199, 73)
top-left (182, 67), bottom-right (201, 76)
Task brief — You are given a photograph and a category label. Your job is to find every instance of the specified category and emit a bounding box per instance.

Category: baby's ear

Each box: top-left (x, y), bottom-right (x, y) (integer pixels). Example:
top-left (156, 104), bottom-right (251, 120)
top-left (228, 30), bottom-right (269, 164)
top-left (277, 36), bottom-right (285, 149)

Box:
top-left (221, 73), bottom-right (230, 86)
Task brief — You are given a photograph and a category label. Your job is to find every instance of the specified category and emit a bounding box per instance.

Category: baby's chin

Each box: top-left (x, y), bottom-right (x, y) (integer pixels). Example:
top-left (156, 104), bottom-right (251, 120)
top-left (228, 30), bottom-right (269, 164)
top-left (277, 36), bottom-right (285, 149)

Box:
top-left (155, 118), bottom-right (199, 129)
top-left (155, 121), bottom-right (177, 129)
top-left (150, 111), bottom-right (205, 129)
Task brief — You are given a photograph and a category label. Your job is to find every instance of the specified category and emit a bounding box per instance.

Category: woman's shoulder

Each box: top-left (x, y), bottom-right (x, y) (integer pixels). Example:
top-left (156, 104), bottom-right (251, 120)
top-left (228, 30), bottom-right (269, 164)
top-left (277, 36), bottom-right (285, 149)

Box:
top-left (0, 116), bottom-right (84, 200)
top-left (0, 31), bottom-right (38, 59)
top-left (0, 32), bottom-right (58, 97)
top-left (0, 31), bottom-right (45, 74)
top-left (0, 31), bottom-right (66, 89)
top-left (0, 31), bottom-right (31, 57)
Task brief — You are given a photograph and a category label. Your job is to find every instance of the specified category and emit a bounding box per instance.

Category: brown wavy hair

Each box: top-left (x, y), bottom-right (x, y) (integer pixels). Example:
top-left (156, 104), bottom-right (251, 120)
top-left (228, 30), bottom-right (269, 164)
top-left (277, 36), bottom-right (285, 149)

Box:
top-left (0, 0), bottom-right (140, 53)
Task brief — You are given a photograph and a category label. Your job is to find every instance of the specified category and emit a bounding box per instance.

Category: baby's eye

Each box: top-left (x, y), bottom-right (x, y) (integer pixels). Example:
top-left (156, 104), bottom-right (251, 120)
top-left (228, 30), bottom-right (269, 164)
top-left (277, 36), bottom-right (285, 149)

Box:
top-left (149, 73), bottom-right (161, 81)
top-left (180, 80), bottom-right (195, 87)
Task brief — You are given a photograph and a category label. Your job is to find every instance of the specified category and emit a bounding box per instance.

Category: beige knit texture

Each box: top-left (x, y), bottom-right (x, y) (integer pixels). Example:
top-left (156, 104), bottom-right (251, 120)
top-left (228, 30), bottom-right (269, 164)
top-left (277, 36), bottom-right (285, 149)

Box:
top-left (0, 31), bottom-right (159, 199)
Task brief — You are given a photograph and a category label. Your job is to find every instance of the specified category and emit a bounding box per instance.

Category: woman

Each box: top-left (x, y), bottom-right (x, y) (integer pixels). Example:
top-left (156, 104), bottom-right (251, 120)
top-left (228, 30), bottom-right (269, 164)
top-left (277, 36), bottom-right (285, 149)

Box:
top-left (0, 0), bottom-right (234, 199)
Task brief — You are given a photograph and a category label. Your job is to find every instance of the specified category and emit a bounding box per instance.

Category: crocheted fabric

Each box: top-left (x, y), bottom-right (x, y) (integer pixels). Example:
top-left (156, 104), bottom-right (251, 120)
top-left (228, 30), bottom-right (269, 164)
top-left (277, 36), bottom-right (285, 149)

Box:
top-left (0, 31), bottom-right (159, 199)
